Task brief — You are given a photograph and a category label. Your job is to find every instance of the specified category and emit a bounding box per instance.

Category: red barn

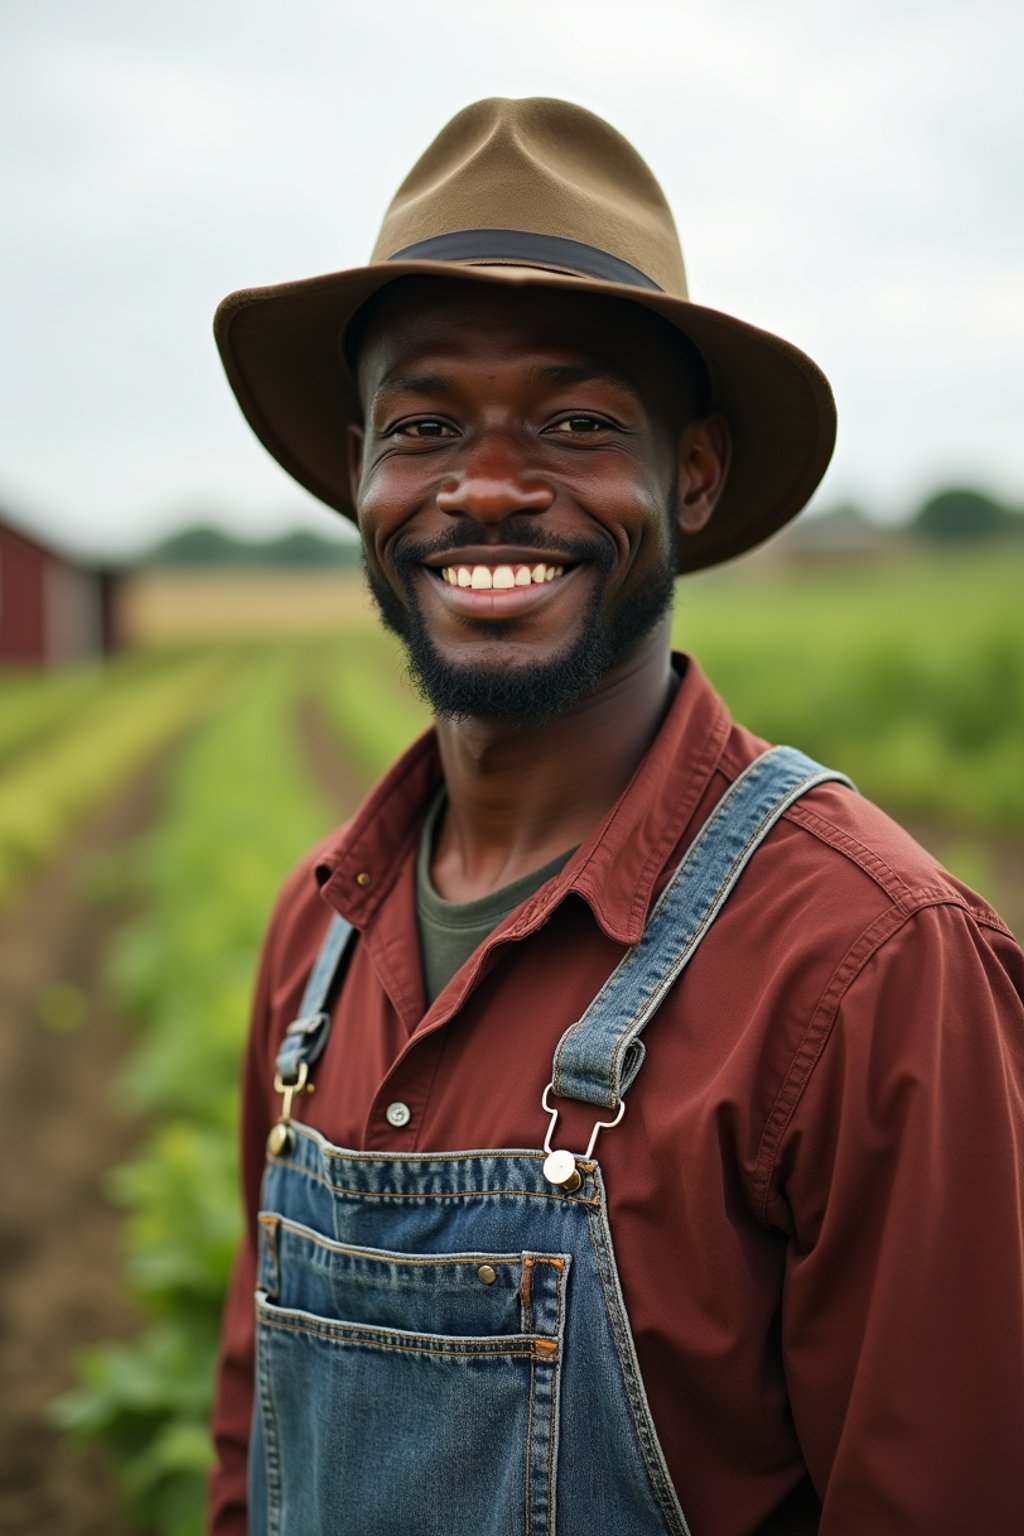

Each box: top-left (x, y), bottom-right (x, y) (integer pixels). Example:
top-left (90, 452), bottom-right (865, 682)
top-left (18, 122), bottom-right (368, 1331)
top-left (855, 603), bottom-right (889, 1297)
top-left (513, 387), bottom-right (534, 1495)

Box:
top-left (0, 511), bottom-right (119, 666)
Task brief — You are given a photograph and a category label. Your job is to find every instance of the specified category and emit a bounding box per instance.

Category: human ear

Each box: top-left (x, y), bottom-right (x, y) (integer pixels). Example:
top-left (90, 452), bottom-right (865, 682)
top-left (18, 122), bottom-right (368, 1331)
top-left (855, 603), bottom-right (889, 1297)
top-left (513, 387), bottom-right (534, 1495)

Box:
top-left (347, 423), bottom-right (366, 508)
top-left (675, 415), bottom-right (731, 536)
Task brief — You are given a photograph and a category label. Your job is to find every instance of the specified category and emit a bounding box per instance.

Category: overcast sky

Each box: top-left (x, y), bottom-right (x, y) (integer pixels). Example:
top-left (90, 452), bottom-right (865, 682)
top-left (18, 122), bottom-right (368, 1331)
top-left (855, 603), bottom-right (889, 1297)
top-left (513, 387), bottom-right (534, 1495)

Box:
top-left (2, 0), bottom-right (1021, 559)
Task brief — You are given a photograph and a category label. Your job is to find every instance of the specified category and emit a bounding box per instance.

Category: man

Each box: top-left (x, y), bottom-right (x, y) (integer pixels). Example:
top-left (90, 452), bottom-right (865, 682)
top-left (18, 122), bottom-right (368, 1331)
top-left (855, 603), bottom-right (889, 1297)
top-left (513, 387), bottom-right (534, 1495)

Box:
top-left (209, 99), bottom-right (1024, 1534)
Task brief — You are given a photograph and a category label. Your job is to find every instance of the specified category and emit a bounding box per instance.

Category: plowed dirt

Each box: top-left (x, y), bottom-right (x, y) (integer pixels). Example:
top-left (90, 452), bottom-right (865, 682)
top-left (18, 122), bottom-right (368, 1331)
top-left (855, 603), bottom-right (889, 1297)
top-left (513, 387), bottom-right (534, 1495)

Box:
top-left (0, 762), bottom-right (175, 1533)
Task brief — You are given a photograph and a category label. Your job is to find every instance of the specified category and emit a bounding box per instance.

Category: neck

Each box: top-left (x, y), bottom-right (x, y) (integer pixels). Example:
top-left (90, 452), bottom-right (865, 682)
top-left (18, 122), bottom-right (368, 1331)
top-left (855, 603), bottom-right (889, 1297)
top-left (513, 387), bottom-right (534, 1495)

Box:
top-left (430, 627), bottom-right (676, 901)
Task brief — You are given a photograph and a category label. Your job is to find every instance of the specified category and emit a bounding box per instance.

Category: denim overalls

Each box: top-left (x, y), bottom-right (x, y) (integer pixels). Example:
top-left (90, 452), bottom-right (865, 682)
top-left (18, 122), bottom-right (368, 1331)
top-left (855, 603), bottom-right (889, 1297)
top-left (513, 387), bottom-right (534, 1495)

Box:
top-left (249, 747), bottom-right (851, 1535)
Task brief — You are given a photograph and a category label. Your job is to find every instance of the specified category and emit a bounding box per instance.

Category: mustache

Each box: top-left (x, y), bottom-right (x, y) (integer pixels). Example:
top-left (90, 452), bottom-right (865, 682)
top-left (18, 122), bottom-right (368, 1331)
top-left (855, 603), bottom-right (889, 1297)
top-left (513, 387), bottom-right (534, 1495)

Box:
top-left (389, 520), bottom-right (615, 577)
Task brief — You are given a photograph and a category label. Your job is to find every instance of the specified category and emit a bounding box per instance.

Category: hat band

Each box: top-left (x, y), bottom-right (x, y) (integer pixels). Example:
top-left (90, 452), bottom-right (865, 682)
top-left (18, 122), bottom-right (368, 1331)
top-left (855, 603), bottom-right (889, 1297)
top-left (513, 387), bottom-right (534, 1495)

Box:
top-left (387, 229), bottom-right (663, 292)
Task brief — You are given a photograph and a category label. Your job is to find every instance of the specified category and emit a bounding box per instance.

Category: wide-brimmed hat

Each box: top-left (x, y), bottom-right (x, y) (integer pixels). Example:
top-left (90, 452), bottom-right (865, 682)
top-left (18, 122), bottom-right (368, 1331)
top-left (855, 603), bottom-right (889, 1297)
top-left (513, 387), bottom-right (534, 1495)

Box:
top-left (215, 97), bottom-right (835, 572)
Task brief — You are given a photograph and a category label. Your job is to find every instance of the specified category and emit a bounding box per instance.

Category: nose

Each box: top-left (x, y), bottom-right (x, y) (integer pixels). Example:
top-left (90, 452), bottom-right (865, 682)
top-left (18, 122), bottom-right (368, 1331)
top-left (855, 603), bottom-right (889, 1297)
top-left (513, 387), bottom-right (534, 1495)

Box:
top-left (435, 434), bottom-right (555, 523)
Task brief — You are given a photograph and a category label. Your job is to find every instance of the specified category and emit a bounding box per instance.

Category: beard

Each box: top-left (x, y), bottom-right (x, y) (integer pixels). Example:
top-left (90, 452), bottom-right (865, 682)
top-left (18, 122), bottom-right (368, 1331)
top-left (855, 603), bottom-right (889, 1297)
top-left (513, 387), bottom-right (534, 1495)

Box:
top-left (362, 512), bottom-right (679, 726)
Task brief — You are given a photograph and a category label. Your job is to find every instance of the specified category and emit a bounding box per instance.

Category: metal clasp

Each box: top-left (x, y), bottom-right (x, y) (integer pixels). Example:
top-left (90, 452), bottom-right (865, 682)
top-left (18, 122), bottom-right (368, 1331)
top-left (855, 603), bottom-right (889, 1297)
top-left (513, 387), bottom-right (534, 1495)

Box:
top-left (540, 1081), bottom-right (625, 1190)
top-left (267, 1060), bottom-right (314, 1156)
top-left (274, 1059), bottom-right (312, 1119)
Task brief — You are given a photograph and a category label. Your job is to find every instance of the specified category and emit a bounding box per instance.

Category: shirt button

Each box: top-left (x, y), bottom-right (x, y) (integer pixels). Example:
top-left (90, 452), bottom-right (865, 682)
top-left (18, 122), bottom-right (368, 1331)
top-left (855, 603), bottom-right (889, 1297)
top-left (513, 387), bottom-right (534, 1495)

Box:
top-left (385, 1101), bottom-right (411, 1128)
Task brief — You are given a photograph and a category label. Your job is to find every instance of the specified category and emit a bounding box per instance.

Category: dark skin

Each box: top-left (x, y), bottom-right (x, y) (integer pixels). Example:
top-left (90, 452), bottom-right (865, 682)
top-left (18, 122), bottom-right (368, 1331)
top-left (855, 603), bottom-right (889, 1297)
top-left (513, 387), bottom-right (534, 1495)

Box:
top-left (348, 279), bottom-right (730, 901)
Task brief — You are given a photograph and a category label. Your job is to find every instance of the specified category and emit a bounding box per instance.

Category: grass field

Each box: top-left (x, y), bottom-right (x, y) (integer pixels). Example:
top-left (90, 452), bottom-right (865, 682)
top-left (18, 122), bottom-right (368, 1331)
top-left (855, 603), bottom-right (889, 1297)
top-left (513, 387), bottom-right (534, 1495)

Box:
top-left (678, 548), bottom-right (1023, 830)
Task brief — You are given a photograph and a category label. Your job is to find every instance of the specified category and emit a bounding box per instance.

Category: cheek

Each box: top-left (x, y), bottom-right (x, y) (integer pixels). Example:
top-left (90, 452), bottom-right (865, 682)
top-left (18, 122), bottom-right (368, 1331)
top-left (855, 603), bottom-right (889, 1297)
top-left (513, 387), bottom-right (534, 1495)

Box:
top-left (586, 473), bottom-right (672, 574)
top-left (356, 456), bottom-right (444, 549)
top-left (354, 470), bottom-right (409, 565)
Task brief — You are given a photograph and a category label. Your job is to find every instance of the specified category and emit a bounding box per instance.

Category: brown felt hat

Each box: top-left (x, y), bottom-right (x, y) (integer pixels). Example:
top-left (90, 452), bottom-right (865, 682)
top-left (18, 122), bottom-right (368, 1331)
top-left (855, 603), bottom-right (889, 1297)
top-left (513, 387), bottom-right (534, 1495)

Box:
top-left (215, 97), bottom-right (836, 571)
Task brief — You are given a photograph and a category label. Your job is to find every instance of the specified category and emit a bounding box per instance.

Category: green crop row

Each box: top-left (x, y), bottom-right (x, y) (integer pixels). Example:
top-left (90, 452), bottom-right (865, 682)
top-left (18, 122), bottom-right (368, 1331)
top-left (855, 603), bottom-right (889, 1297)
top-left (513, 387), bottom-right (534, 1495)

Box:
top-left (676, 549), bottom-right (1024, 831)
top-left (0, 649), bottom-right (242, 909)
top-left (55, 645), bottom-right (335, 1535)
top-left (0, 647), bottom-right (196, 771)
top-left (0, 662), bottom-right (113, 766)
top-left (310, 626), bottom-right (429, 778)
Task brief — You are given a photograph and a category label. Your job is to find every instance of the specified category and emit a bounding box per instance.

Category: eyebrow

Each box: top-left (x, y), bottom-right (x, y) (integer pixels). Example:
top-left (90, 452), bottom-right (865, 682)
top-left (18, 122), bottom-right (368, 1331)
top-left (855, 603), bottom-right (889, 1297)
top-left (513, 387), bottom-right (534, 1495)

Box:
top-left (372, 362), bottom-right (640, 409)
top-left (534, 363), bottom-right (639, 397)
top-left (372, 372), bottom-right (452, 406)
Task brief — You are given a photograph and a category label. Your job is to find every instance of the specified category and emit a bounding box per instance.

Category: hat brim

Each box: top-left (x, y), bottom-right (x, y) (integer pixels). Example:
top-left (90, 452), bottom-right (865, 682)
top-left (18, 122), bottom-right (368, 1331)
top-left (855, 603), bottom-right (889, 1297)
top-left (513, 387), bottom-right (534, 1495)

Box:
top-left (214, 261), bottom-right (836, 573)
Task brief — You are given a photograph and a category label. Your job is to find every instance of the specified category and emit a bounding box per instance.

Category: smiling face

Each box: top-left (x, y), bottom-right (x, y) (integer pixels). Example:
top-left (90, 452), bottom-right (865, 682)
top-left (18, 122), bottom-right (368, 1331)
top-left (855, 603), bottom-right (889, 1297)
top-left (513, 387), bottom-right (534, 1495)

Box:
top-left (347, 277), bottom-right (726, 723)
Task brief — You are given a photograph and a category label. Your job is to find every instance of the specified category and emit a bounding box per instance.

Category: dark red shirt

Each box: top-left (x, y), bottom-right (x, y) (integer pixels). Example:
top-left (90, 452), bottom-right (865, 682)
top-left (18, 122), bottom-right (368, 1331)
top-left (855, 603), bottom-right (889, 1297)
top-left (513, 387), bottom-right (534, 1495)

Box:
top-left (209, 656), bottom-right (1024, 1535)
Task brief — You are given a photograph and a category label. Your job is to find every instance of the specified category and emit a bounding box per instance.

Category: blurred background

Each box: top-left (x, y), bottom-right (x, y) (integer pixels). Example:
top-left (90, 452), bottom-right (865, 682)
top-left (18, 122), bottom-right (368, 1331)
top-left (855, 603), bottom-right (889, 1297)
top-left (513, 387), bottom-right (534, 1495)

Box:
top-left (1, 2), bottom-right (1021, 1531)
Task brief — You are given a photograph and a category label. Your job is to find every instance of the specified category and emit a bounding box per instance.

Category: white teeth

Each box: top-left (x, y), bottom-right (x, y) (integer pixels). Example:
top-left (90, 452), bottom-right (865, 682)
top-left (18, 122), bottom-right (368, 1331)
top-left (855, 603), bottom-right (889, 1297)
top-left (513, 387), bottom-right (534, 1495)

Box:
top-left (439, 563), bottom-right (568, 588)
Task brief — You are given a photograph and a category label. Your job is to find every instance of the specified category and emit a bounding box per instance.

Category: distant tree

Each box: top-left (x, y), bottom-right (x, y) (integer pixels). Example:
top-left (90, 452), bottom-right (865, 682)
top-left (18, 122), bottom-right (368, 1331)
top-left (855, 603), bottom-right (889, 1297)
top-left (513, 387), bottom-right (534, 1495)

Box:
top-left (911, 487), bottom-right (1021, 543)
top-left (146, 524), bottom-right (251, 565)
top-left (142, 522), bottom-right (361, 567)
top-left (258, 530), bottom-right (359, 567)
top-left (780, 501), bottom-right (894, 556)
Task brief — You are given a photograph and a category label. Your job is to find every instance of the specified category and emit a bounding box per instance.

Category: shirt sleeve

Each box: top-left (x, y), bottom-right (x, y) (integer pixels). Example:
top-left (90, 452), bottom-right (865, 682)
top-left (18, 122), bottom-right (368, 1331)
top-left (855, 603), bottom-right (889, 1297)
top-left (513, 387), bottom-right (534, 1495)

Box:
top-left (206, 914), bottom-right (279, 1536)
top-left (775, 901), bottom-right (1024, 1534)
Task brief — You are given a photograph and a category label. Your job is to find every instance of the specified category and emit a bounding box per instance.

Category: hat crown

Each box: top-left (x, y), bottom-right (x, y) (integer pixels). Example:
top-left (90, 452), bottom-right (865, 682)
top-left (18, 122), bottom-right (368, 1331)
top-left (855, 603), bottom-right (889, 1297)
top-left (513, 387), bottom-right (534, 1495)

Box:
top-left (370, 97), bottom-right (689, 300)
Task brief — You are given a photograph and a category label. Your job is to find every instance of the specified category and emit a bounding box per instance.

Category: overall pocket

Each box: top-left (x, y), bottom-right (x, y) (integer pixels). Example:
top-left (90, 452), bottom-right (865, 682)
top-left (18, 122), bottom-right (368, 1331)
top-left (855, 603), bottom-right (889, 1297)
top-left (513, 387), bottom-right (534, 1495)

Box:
top-left (251, 1214), bottom-right (569, 1536)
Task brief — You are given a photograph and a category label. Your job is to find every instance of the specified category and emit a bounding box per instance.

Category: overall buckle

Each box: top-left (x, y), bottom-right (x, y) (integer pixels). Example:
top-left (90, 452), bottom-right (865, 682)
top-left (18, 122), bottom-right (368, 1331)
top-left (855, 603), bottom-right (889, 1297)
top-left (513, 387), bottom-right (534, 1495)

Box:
top-left (540, 1081), bottom-right (625, 1191)
top-left (267, 1060), bottom-right (314, 1157)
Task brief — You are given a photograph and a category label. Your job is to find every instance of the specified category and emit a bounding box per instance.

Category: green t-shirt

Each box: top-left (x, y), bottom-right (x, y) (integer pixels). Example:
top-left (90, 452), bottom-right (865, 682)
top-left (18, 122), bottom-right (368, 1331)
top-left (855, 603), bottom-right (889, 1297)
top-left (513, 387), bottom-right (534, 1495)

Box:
top-left (416, 791), bottom-right (576, 1007)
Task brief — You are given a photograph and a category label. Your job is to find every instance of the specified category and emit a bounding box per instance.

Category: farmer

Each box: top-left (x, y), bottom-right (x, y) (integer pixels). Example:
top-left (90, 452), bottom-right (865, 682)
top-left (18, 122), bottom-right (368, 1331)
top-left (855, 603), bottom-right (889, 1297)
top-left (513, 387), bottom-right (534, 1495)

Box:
top-left (208, 99), bottom-right (1024, 1534)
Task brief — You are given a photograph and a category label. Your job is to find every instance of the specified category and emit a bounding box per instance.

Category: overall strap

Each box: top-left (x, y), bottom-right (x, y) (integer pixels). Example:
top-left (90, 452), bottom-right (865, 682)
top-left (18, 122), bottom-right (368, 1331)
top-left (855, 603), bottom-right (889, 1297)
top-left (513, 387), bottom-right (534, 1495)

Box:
top-left (550, 746), bottom-right (854, 1111)
top-left (274, 912), bottom-right (356, 1085)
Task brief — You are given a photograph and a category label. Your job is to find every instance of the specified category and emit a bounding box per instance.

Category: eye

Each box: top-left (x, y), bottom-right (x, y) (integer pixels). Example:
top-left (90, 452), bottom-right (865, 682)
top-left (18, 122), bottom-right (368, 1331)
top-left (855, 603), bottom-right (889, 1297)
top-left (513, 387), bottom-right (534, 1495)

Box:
top-left (391, 418), bottom-right (455, 439)
top-left (547, 414), bottom-right (610, 435)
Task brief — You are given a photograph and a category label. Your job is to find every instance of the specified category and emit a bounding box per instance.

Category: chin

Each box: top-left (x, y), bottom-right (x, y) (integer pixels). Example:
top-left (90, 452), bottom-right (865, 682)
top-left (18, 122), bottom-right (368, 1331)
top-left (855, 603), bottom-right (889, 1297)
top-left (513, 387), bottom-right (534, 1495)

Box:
top-left (413, 644), bottom-right (606, 725)
top-left (365, 553), bottom-right (676, 725)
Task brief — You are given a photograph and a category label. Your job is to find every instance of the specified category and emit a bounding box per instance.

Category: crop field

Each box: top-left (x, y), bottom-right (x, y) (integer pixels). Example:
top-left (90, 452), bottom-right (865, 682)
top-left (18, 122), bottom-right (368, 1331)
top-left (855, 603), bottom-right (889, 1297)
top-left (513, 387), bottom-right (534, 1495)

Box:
top-left (0, 547), bottom-right (1020, 1534)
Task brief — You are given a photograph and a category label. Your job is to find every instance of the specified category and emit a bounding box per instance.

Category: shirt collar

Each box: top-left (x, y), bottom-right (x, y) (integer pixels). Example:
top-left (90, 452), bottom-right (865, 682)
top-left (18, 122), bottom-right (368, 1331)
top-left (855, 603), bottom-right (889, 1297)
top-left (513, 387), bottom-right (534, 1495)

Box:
top-left (317, 652), bottom-right (732, 945)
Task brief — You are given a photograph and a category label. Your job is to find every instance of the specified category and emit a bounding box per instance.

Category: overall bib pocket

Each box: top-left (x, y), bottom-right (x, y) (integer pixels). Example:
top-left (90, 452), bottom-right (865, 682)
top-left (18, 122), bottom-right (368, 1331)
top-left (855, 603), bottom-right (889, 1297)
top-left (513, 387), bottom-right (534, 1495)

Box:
top-left (252, 1213), bottom-right (569, 1536)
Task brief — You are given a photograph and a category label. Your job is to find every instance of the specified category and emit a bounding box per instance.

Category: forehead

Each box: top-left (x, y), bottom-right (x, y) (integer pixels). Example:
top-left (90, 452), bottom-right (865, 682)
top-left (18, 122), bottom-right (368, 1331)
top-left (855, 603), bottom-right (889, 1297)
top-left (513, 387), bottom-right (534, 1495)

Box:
top-left (350, 276), bottom-right (689, 391)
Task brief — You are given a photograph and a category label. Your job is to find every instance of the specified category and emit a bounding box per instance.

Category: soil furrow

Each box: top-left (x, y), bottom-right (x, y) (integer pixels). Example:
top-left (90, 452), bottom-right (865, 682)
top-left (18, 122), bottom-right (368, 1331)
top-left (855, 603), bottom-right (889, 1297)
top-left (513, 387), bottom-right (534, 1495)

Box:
top-left (0, 752), bottom-right (178, 1536)
top-left (293, 693), bottom-right (373, 820)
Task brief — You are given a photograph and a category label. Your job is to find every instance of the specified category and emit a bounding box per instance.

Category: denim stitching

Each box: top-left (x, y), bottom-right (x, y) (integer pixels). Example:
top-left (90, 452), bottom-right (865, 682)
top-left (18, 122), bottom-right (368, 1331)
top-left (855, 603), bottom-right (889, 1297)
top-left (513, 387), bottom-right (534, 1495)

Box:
top-left (272, 1213), bottom-right (530, 1267)
top-left (543, 1349), bottom-right (557, 1536)
top-left (255, 1319), bottom-right (284, 1536)
top-left (268, 1154), bottom-right (601, 1206)
top-left (583, 1208), bottom-right (690, 1534)
top-left (256, 1311), bottom-right (553, 1359)
top-left (544, 1262), bottom-right (566, 1536)
top-left (525, 1353), bottom-right (536, 1533)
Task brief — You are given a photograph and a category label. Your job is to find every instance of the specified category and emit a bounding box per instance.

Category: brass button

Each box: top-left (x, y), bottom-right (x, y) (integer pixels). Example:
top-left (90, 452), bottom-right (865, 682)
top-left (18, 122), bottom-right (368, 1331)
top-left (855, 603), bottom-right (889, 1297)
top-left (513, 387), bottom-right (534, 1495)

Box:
top-left (477, 1265), bottom-right (497, 1285)
top-left (267, 1122), bottom-right (292, 1157)
top-left (355, 871), bottom-right (371, 887)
